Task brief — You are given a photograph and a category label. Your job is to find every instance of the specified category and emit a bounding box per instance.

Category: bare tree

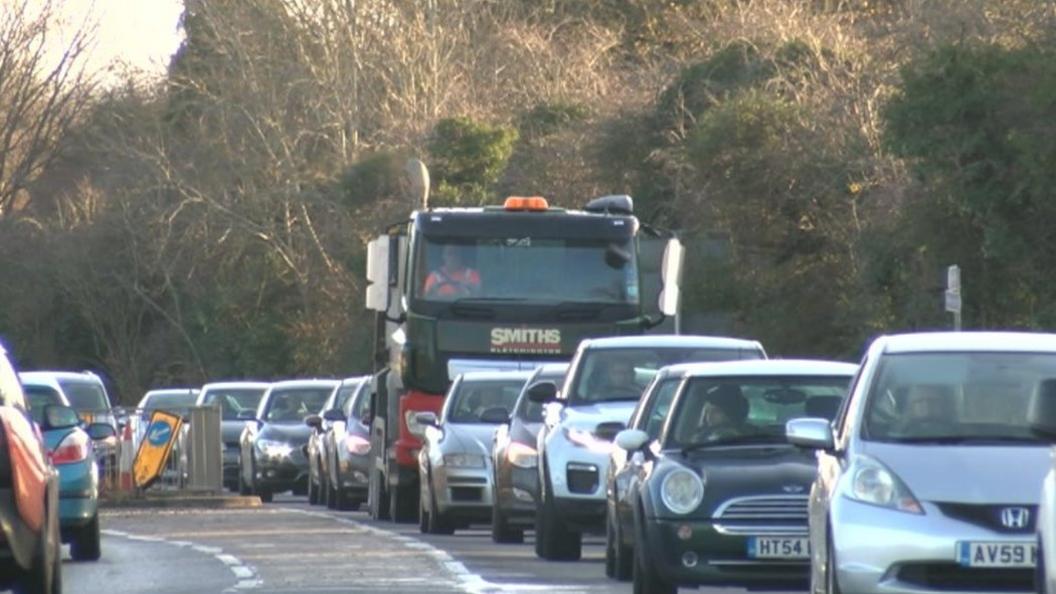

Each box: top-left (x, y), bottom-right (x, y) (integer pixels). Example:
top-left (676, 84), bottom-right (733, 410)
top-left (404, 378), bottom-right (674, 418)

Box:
top-left (0, 0), bottom-right (94, 217)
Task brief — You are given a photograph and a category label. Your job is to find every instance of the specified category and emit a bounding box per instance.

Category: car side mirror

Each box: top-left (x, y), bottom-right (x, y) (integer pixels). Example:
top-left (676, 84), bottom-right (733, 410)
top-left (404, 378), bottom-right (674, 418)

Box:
top-left (43, 405), bottom-right (81, 431)
top-left (786, 418), bottom-right (835, 451)
top-left (323, 409), bottom-right (345, 423)
top-left (615, 429), bottom-right (650, 452)
top-left (304, 414), bottom-right (323, 430)
top-left (527, 381), bottom-right (558, 404)
top-left (479, 407), bottom-right (510, 425)
top-left (87, 422), bottom-right (117, 441)
top-left (411, 412), bottom-right (438, 437)
top-left (1029, 379), bottom-right (1056, 441)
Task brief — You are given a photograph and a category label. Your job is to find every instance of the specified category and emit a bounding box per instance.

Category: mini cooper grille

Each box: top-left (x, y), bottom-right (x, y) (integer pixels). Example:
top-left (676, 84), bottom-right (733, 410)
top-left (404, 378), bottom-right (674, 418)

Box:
top-left (714, 495), bottom-right (809, 521)
top-left (712, 495), bottom-right (809, 535)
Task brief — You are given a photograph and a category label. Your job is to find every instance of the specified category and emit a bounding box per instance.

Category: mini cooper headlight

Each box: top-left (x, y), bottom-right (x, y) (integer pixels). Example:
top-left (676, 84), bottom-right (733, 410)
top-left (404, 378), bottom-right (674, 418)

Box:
top-left (848, 455), bottom-right (923, 514)
top-left (443, 453), bottom-right (485, 468)
top-left (660, 468), bottom-right (705, 515)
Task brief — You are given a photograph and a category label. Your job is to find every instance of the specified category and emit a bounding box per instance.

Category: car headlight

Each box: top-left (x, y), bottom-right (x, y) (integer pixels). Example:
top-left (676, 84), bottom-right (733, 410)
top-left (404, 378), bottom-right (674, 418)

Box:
top-left (443, 453), bottom-right (485, 468)
top-left (660, 468), bottom-right (705, 515)
top-left (847, 455), bottom-right (923, 514)
top-left (255, 439), bottom-right (293, 458)
top-left (563, 427), bottom-right (614, 454)
top-left (506, 441), bottom-right (538, 469)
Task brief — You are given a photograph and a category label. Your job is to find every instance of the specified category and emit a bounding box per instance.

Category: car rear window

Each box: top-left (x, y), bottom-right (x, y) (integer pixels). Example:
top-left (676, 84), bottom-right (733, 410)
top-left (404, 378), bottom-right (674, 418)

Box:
top-left (25, 385), bottom-right (65, 425)
top-left (59, 380), bottom-right (109, 411)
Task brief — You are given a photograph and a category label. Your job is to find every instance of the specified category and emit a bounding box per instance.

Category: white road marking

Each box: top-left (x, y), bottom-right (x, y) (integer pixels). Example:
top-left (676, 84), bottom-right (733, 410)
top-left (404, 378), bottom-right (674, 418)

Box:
top-left (101, 528), bottom-right (261, 591)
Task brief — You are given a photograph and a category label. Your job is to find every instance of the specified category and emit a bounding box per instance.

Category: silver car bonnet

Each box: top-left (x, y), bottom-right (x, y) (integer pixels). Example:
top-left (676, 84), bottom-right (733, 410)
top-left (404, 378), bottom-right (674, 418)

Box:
top-left (556, 401), bottom-right (637, 431)
top-left (440, 423), bottom-right (501, 456)
top-left (861, 441), bottom-right (1051, 504)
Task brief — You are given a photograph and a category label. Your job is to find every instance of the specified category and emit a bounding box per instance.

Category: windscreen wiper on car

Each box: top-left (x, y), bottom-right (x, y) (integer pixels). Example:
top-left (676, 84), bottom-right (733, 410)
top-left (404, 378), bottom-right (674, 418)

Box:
top-left (681, 433), bottom-right (784, 454)
top-left (889, 435), bottom-right (1042, 445)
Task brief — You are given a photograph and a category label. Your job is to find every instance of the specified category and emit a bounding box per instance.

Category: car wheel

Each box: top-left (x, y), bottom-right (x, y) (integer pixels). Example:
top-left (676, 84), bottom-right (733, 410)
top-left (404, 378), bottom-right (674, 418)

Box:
top-left (308, 471), bottom-right (319, 505)
top-left (534, 461), bottom-right (581, 561)
top-left (327, 476), bottom-right (339, 511)
top-left (491, 503), bottom-right (523, 544)
top-left (825, 532), bottom-right (842, 594)
top-left (612, 508), bottom-right (632, 581)
top-left (70, 513), bottom-right (101, 561)
top-left (632, 503), bottom-right (676, 594)
top-left (419, 488), bottom-right (430, 534)
top-left (15, 499), bottom-right (61, 594)
top-left (390, 483), bottom-right (418, 524)
top-left (258, 489), bottom-right (273, 503)
top-left (238, 460), bottom-right (251, 496)
top-left (368, 470), bottom-right (390, 521)
top-left (427, 488), bottom-right (455, 535)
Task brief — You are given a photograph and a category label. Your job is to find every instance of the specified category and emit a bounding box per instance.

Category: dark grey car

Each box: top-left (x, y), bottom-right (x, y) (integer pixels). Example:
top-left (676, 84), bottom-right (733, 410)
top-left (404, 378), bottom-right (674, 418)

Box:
top-left (239, 380), bottom-right (337, 502)
top-left (490, 363), bottom-right (569, 543)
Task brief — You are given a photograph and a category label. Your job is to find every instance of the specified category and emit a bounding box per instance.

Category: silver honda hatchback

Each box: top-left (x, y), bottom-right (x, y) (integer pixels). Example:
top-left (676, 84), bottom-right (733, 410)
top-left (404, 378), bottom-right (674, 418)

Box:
top-left (787, 332), bottom-right (1056, 594)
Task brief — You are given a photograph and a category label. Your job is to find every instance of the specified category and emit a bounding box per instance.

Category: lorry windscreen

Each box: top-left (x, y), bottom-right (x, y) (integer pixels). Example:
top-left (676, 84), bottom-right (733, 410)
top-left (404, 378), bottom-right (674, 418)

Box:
top-left (414, 236), bottom-right (639, 305)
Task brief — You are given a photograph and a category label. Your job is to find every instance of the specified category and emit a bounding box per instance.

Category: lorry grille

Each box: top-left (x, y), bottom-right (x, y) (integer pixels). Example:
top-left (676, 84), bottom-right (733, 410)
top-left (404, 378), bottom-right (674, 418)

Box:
top-left (712, 495), bottom-right (809, 535)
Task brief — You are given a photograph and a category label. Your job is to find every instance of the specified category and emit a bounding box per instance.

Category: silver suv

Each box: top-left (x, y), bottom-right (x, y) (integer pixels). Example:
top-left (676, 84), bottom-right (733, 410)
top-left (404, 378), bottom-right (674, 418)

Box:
top-left (531, 335), bottom-right (766, 561)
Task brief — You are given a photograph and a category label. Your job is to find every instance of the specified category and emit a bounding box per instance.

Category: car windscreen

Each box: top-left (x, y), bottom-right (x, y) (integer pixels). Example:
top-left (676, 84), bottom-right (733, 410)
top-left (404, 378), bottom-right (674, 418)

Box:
top-left (665, 375), bottom-right (851, 449)
top-left (863, 352), bottom-right (1056, 444)
top-left (638, 378), bottom-right (683, 439)
top-left (414, 236), bottom-right (639, 305)
top-left (58, 380), bottom-right (109, 411)
top-left (447, 379), bottom-right (526, 424)
top-left (25, 385), bottom-right (65, 425)
top-left (143, 392), bottom-right (197, 413)
top-left (345, 384), bottom-right (370, 421)
top-left (201, 388), bottom-right (266, 420)
top-left (263, 388), bottom-right (333, 423)
top-left (514, 373), bottom-right (566, 423)
top-left (566, 347), bottom-right (761, 405)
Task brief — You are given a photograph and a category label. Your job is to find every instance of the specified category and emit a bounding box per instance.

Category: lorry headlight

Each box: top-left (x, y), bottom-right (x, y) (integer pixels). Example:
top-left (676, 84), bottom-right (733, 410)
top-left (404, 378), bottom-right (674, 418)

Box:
top-left (660, 468), bottom-right (705, 515)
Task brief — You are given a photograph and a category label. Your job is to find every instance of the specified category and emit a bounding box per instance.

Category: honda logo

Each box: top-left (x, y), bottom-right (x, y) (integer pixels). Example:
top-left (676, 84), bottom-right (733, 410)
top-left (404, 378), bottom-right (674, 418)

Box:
top-left (1000, 507), bottom-right (1030, 529)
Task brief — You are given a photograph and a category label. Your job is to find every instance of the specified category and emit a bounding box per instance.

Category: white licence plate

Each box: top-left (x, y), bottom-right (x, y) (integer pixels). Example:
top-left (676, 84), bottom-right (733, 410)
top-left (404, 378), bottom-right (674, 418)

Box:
top-left (956, 541), bottom-right (1037, 568)
top-left (747, 536), bottom-right (810, 559)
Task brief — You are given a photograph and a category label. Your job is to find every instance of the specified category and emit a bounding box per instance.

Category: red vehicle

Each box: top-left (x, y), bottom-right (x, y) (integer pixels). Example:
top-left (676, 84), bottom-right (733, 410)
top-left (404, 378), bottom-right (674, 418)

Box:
top-left (0, 344), bottom-right (62, 593)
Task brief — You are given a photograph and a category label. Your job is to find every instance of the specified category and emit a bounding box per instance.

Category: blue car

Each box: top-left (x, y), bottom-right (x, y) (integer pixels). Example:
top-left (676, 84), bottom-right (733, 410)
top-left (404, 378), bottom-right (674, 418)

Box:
top-left (22, 381), bottom-right (114, 561)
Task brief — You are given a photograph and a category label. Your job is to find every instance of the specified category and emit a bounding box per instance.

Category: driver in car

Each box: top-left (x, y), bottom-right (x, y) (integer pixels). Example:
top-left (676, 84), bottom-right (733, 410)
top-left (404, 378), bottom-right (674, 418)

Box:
top-left (424, 244), bottom-right (481, 299)
top-left (693, 384), bottom-right (750, 442)
top-left (590, 359), bottom-right (638, 400)
top-left (897, 384), bottom-right (955, 434)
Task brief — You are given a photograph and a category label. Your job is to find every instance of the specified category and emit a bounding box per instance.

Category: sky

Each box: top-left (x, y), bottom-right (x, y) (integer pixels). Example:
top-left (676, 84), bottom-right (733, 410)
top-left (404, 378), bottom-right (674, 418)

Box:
top-left (48, 0), bottom-right (185, 85)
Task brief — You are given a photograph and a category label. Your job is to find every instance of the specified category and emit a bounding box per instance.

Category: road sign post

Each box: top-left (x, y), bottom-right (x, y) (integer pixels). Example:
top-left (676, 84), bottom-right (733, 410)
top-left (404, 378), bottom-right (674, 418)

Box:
top-left (945, 265), bottom-right (962, 331)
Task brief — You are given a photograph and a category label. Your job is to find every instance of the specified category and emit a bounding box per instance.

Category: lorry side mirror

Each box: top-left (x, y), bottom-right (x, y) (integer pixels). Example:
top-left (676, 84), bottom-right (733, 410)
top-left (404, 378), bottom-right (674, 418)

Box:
top-left (658, 238), bottom-right (684, 317)
top-left (527, 382), bottom-right (558, 404)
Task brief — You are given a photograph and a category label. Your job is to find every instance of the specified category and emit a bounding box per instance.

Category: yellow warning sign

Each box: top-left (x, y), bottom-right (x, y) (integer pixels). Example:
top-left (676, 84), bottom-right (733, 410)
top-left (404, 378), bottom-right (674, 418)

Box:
top-left (133, 410), bottom-right (184, 489)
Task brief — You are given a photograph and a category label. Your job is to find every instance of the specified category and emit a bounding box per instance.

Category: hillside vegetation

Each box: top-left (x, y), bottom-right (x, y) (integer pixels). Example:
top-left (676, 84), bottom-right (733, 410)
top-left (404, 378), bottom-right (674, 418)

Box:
top-left (1, 0), bottom-right (1054, 402)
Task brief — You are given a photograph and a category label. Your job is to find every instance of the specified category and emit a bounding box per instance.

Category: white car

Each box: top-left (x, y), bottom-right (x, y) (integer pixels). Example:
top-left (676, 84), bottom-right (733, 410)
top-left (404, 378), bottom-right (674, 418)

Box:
top-left (531, 334), bottom-right (766, 561)
top-left (789, 332), bottom-right (1055, 594)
